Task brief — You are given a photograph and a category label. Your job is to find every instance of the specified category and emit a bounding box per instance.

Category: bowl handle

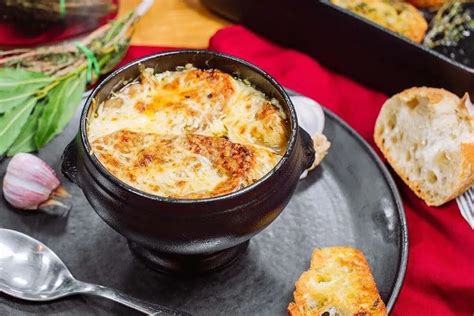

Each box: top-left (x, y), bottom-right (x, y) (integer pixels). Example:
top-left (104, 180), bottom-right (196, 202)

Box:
top-left (299, 127), bottom-right (316, 172)
top-left (61, 139), bottom-right (81, 188)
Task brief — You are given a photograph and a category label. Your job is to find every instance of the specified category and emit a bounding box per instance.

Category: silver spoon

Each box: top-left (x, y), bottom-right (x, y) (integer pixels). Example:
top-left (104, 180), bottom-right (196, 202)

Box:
top-left (0, 229), bottom-right (190, 315)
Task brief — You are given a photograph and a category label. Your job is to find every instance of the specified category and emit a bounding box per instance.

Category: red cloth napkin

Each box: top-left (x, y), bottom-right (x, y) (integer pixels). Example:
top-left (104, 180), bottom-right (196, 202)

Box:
top-left (122, 26), bottom-right (474, 314)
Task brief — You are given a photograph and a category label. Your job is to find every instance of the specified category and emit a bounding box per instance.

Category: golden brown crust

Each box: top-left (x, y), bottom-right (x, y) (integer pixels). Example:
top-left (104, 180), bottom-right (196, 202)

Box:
top-left (379, 144), bottom-right (474, 206)
top-left (140, 68), bottom-right (235, 116)
top-left (397, 86), bottom-right (458, 105)
top-left (288, 302), bottom-right (305, 316)
top-left (330, 0), bottom-right (427, 43)
top-left (87, 65), bottom-right (293, 199)
top-left (452, 95), bottom-right (474, 201)
top-left (455, 142), bottom-right (474, 201)
top-left (374, 87), bottom-right (474, 206)
top-left (288, 247), bottom-right (387, 316)
top-left (88, 65), bottom-right (290, 156)
top-left (185, 134), bottom-right (255, 197)
top-left (91, 130), bottom-right (280, 199)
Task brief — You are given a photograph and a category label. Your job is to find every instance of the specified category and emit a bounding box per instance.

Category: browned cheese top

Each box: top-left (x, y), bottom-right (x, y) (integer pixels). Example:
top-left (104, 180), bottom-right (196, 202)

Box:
top-left (88, 65), bottom-right (289, 198)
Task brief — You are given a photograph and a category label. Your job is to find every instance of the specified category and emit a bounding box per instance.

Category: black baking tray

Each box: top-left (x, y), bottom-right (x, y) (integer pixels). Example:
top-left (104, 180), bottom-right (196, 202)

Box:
top-left (202, 0), bottom-right (474, 97)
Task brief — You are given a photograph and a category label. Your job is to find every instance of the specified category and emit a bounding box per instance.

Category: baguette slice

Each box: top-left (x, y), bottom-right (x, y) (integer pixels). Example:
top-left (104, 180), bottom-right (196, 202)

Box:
top-left (374, 87), bottom-right (474, 206)
top-left (288, 247), bottom-right (387, 316)
top-left (330, 0), bottom-right (428, 43)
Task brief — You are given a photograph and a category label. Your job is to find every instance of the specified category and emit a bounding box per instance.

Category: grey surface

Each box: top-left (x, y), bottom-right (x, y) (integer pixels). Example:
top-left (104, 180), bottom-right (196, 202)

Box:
top-left (0, 228), bottom-right (189, 315)
top-left (0, 97), bottom-right (407, 316)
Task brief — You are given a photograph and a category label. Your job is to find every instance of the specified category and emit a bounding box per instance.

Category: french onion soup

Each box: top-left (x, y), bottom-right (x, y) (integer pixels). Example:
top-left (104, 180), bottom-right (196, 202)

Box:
top-left (87, 64), bottom-right (289, 199)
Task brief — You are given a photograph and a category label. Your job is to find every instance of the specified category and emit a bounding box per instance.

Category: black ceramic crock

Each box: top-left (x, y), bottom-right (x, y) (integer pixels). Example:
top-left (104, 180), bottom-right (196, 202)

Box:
top-left (61, 50), bottom-right (315, 274)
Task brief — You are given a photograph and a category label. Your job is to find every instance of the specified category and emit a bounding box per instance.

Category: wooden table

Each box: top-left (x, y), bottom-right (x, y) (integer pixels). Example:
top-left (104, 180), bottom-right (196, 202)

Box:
top-left (118, 0), bottom-right (230, 48)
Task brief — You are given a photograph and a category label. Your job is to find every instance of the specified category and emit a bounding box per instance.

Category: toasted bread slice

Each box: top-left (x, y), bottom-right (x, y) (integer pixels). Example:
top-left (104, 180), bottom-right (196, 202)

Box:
top-left (374, 87), bottom-right (474, 206)
top-left (330, 0), bottom-right (428, 43)
top-left (288, 247), bottom-right (387, 316)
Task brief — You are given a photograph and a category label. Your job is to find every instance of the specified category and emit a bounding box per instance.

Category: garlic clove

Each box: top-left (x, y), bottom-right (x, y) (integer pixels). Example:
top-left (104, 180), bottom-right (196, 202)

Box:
top-left (2, 153), bottom-right (63, 210)
top-left (290, 95), bottom-right (325, 136)
top-left (290, 95), bottom-right (330, 179)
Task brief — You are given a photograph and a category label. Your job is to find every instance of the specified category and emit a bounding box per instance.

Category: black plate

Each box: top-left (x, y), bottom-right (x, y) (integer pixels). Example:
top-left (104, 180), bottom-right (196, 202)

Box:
top-left (0, 93), bottom-right (408, 315)
top-left (202, 0), bottom-right (474, 97)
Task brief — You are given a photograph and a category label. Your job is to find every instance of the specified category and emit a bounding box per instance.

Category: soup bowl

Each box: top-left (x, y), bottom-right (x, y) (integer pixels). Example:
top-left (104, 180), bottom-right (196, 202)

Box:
top-left (61, 50), bottom-right (315, 274)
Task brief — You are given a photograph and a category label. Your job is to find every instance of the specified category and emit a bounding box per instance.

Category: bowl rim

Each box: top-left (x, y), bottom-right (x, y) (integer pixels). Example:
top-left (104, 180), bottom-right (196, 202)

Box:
top-left (79, 49), bottom-right (300, 204)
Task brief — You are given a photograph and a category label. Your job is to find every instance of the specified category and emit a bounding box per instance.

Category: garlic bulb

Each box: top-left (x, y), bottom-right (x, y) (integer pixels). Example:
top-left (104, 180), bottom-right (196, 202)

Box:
top-left (2, 153), bottom-right (64, 210)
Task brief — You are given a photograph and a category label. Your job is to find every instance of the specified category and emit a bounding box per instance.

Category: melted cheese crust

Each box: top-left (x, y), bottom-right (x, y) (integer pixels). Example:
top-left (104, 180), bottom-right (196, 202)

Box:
top-left (92, 130), bottom-right (280, 199)
top-left (88, 65), bottom-right (289, 198)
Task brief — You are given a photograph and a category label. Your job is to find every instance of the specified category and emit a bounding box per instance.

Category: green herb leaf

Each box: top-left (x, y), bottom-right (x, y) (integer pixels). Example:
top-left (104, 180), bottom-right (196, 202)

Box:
top-left (35, 72), bottom-right (86, 148)
top-left (0, 97), bottom-right (37, 156)
top-left (100, 41), bottom-right (129, 74)
top-left (6, 102), bottom-right (44, 156)
top-left (57, 72), bottom-right (86, 131)
top-left (0, 68), bottom-right (52, 113)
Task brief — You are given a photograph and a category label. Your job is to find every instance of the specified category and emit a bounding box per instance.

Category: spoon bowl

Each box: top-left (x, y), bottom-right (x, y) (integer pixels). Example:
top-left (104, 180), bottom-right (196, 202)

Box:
top-left (0, 229), bottom-right (190, 315)
top-left (0, 229), bottom-right (76, 301)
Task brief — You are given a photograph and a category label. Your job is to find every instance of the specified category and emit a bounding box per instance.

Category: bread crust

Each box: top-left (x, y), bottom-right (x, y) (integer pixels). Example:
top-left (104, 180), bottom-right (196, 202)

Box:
top-left (374, 87), bottom-right (474, 206)
top-left (330, 0), bottom-right (428, 43)
top-left (456, 142), bottom-right (474, 200)
top-left (288, 247), bottom-right (387, 316)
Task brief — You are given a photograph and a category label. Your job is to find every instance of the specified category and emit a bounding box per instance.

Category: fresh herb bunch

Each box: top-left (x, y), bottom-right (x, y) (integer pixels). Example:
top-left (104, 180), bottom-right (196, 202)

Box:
top-left (0, 11), bottom-right (137, 157)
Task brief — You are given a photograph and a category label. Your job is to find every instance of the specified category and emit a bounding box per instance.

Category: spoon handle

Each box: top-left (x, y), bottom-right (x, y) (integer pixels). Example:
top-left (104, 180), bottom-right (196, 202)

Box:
top-left (75, 280), bottom-right (190, 315)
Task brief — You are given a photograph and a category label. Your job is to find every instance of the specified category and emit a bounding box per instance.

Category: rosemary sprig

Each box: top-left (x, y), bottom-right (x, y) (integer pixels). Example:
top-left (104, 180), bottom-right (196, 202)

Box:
top-left (423, 0), bottom-right (474, 48)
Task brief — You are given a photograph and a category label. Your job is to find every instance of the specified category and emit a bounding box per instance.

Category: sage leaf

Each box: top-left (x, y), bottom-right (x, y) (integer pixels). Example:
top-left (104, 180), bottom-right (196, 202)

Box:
top-left (0, 97), bottom-right (37, 156)
top-left (35, 72), bottom-right (86, 148)
top-left (7, 103), bottom-right (44, 156)
top-left (0, 68), bottom-right (52, 113)
top-left (57, 72), bottom-right (86, 131)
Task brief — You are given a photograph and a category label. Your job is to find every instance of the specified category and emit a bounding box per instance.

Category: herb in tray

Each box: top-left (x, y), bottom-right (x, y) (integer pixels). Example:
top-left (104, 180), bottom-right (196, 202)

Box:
top-left (423, 0), bottom-right (474, 66)
top-left (424, 0), bottom-right (474, 48)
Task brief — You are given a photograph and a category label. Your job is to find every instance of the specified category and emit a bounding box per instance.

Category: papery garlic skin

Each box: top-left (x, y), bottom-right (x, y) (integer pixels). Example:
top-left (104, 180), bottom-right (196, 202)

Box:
top-left (289, 95), bottom-right (330, 179)
top-left (2, 153), bottom-right (60, 210)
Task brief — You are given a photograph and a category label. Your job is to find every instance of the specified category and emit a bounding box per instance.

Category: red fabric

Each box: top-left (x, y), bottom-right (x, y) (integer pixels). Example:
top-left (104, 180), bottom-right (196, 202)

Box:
top-left (122, 25), bottom-right (474, 314)
top-left (0, 1), bottom-right (118, 46)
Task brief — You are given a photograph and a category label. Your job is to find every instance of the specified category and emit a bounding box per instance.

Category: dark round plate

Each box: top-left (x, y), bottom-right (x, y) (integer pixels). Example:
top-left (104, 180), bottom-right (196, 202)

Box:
top-left (0, 93), bottom-right (408, 315)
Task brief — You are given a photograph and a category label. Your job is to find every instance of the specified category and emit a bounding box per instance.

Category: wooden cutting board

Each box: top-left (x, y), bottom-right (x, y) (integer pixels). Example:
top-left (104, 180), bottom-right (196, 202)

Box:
top-left (118, 0), bottom-right (229, 48)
